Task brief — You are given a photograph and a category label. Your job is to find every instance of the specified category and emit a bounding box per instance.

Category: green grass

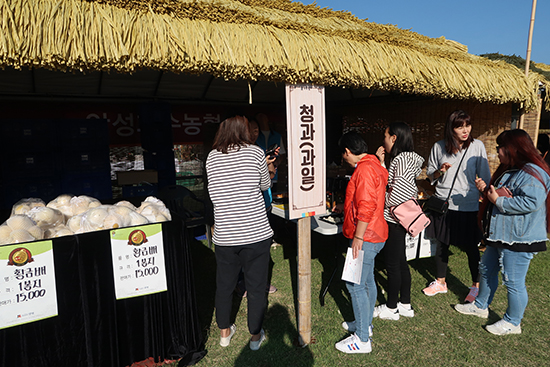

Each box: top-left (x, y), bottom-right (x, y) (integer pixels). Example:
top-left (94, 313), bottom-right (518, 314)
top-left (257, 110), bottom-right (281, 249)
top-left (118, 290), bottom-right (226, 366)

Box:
top-left (188, 220), bottom-right (550, 367)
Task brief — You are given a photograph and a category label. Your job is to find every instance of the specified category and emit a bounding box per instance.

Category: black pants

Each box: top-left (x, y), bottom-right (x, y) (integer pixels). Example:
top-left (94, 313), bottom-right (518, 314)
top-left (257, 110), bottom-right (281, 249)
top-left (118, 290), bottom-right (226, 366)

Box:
top-left (431, 210), bottom-right (481, 282)
top-left (215, 238), bottom-right (271, 335)
top-left (383, 222), bottom-right (411, 308)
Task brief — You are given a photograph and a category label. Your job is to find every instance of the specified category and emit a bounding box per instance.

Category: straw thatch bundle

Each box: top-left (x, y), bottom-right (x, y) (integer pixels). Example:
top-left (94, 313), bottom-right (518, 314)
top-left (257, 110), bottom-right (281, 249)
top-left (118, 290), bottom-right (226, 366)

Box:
top-left (482, 53), bottom-right (550, 111)
top-left (0, 0), bottom-right (540, 110)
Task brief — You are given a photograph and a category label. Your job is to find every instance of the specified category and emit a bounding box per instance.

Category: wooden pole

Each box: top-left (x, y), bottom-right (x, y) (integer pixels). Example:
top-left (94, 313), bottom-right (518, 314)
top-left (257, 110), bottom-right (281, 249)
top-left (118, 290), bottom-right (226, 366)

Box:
top-left (297, 216), bottom-right (311, 346)
top-left (519, 0), bottom-right (538, 130)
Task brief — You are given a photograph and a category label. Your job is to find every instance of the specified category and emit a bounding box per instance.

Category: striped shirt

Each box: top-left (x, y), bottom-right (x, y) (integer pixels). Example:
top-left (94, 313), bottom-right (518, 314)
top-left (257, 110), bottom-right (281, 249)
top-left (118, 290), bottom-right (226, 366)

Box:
top-left (384, 152), bottom-right (424, 223)
top-left (206, 144), bottom-right (273, 246)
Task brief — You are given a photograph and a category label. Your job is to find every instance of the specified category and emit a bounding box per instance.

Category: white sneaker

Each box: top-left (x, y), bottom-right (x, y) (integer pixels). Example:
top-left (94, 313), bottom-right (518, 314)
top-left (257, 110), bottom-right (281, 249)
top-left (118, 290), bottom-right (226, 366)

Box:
top-left (398, 302), bottom-right (415, 317)
top-left (219, 324), bottom-right (236, 347)
top-left (373, 304), bottom-right (399, 320)
top-left (454, 302), bottom-right (489, 318)
top-left (335, 333), bottom-right (372, 354)
top-left (249, 329), bottom-right (265, 351)
top-left (486, 319), bottom-right (521, 335)
top-left (341, 321), bottom-right (373, 337)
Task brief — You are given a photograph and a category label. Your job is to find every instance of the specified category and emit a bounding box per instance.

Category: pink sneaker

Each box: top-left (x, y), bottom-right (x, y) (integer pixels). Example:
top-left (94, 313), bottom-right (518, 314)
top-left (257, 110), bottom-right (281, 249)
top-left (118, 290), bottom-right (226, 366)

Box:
top-left (422, 280), bottom-right (448, 296)
top-left (464, 287), bottom-right (479, 303)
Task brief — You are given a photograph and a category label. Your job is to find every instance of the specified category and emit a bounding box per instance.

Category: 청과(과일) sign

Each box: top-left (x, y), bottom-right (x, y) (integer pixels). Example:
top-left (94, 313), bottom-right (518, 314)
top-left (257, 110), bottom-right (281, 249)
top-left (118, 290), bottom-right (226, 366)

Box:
top-left (285, 84), bottom-right (326, 220)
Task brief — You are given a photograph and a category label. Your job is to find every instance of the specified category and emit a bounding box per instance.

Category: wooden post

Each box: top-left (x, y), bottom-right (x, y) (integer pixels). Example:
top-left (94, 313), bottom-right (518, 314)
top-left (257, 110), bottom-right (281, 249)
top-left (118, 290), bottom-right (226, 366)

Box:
top-left (297, 216), bottom-right (311, 346)
top-left (519, 0), bottom-right (538, 130)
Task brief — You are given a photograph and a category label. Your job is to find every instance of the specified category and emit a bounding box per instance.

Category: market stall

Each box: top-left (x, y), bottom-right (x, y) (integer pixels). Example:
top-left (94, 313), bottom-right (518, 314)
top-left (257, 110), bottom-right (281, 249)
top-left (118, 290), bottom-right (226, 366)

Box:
top-left (0, 0), bottom-right (547, 355)
top-left (0, 215), bottom-right (205, 367)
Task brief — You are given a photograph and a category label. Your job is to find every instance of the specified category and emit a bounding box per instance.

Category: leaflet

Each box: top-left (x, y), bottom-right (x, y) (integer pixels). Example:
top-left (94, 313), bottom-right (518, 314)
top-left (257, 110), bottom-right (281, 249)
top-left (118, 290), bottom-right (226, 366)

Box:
top-left (341, 247), bottom-right (363, 284)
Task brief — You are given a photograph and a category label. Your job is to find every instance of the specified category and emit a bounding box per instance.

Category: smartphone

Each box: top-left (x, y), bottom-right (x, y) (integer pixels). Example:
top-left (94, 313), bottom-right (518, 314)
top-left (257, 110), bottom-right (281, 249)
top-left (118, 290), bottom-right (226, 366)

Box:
top-left (265, 143), bottom-right (279, 159)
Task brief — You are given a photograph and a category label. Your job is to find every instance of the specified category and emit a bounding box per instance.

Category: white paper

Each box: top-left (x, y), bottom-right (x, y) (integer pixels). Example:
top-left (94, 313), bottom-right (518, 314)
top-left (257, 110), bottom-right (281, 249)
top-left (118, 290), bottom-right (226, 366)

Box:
top-left (405, 233), bottom-right (420, 261)
top-left (418, 229), bottom-right (438, 258)
top-left (0, 240), bottom-right (58, 329)
top-left (111, 223), bottom-right (167, 300)
top-left (341, 247), bottom-right (363, 284)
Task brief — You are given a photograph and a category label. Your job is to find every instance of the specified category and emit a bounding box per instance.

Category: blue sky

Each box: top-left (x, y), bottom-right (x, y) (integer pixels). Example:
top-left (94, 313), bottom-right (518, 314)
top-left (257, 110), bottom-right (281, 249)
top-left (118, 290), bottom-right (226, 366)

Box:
top-left (302, 0), bottom-right (550, 65)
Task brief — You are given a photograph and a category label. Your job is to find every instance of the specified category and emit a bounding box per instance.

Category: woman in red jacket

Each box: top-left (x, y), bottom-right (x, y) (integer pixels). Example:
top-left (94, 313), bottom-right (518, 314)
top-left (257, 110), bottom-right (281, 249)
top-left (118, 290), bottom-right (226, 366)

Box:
top-left (334, 131), bottom-right (388, 354)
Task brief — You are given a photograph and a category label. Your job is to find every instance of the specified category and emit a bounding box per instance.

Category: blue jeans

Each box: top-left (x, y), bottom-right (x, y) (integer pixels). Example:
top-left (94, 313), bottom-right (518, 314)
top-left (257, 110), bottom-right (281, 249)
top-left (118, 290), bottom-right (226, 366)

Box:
top-left (345, 240), bottom-right (385, 341)
top-left (474, 246), bottom-right (534, 326)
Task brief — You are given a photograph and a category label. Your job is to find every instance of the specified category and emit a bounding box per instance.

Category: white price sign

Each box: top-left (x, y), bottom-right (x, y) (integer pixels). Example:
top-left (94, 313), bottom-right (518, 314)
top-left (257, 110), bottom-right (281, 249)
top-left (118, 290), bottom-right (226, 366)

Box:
top-left (110, 224), bottom-right (167, 300)
top-left (0, 240), bottom-right (58, 329)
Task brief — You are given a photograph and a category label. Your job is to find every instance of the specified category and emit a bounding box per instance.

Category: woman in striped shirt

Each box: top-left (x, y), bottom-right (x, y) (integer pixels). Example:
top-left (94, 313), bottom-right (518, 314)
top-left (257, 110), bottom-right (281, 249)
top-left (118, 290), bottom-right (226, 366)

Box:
top-left (206, 115), bottom-right (273, 351)
top-left (374, 122), bottom-right (424, 320)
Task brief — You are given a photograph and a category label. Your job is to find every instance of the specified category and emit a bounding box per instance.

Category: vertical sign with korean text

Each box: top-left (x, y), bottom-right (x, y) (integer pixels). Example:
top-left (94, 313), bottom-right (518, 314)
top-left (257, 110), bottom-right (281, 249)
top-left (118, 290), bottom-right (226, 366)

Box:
top-left (110, 223), bottom-right (167, 300)
top-left (0, 241), bottom-right (58, 329)
top-left (285, 84), bottom-right (326, 220)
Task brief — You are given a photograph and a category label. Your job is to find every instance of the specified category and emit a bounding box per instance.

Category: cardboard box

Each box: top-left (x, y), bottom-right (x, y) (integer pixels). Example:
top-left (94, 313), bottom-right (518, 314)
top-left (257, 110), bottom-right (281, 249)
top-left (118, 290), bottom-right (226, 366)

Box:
top-left (117, 170), bottom-right (158, 185)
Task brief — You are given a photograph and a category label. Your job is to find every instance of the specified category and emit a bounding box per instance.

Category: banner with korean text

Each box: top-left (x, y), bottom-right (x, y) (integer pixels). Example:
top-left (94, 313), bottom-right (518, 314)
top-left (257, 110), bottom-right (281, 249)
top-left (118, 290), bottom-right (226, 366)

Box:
top-left (110, 224), bottom-right (167, 300)
top-left (0, 240), bottom-right (58, 329)
top-left (285, 84), bottom-right (326, 220)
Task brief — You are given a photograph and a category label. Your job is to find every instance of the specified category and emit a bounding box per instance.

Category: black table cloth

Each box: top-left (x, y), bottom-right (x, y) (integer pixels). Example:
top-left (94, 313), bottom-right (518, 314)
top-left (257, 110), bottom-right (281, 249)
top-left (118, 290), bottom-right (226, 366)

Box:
top-left (0, 217), bottom-right (205, 366)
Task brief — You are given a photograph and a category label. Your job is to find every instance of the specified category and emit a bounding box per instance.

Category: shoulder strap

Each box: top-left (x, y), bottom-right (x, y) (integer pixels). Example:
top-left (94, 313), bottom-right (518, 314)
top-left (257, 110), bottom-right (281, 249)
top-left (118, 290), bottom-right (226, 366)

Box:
top-left (445, 146), bottom-right (470, 201)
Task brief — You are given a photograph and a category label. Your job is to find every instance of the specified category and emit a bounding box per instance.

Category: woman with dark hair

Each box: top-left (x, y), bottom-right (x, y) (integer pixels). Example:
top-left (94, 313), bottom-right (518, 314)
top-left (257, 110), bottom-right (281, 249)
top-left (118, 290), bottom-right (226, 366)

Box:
top-left (424, 110), bottom-right (491, 302)
top-left (371, 122), bottom-right (424, 320)
top-left (455, 129), bottom-right (550, 335)
top-left (233, 118), bottom-right (278, 298)
top-left (206, 115), bottom-right (273, 350)
top-left (334, 131), bottom-right (388, 354)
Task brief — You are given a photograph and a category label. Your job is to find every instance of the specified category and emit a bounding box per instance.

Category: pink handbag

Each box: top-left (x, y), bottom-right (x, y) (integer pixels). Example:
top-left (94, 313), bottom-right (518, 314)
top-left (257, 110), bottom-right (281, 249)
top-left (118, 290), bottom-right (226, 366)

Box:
top-left (390, 199), bottom-right (431, 237)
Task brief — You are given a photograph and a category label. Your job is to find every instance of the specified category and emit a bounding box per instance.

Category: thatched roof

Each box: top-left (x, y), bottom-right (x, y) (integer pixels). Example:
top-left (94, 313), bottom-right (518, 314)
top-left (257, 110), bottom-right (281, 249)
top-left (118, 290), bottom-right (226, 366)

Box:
top-left (0, 0), bottom-right (541, 110)
top-left (482, 53), bottom-right (549, 111)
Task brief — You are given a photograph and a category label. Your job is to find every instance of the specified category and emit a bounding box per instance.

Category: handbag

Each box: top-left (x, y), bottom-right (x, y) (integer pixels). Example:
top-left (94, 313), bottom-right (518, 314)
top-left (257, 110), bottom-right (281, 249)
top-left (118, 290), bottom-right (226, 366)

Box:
top-left (423, 145), bottom-right (470, 215)
top-left (423, 195), bottom-right (449, 214)
top-left (390, 198), bottom-right (431, 237)
top-left (495, 186), bottom-right (513, 198)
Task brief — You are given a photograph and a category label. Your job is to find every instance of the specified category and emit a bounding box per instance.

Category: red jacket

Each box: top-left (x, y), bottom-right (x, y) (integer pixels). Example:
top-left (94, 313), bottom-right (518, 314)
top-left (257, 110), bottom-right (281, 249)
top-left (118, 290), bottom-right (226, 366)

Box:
top-left (343, 154), bottom-right (388, 243)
